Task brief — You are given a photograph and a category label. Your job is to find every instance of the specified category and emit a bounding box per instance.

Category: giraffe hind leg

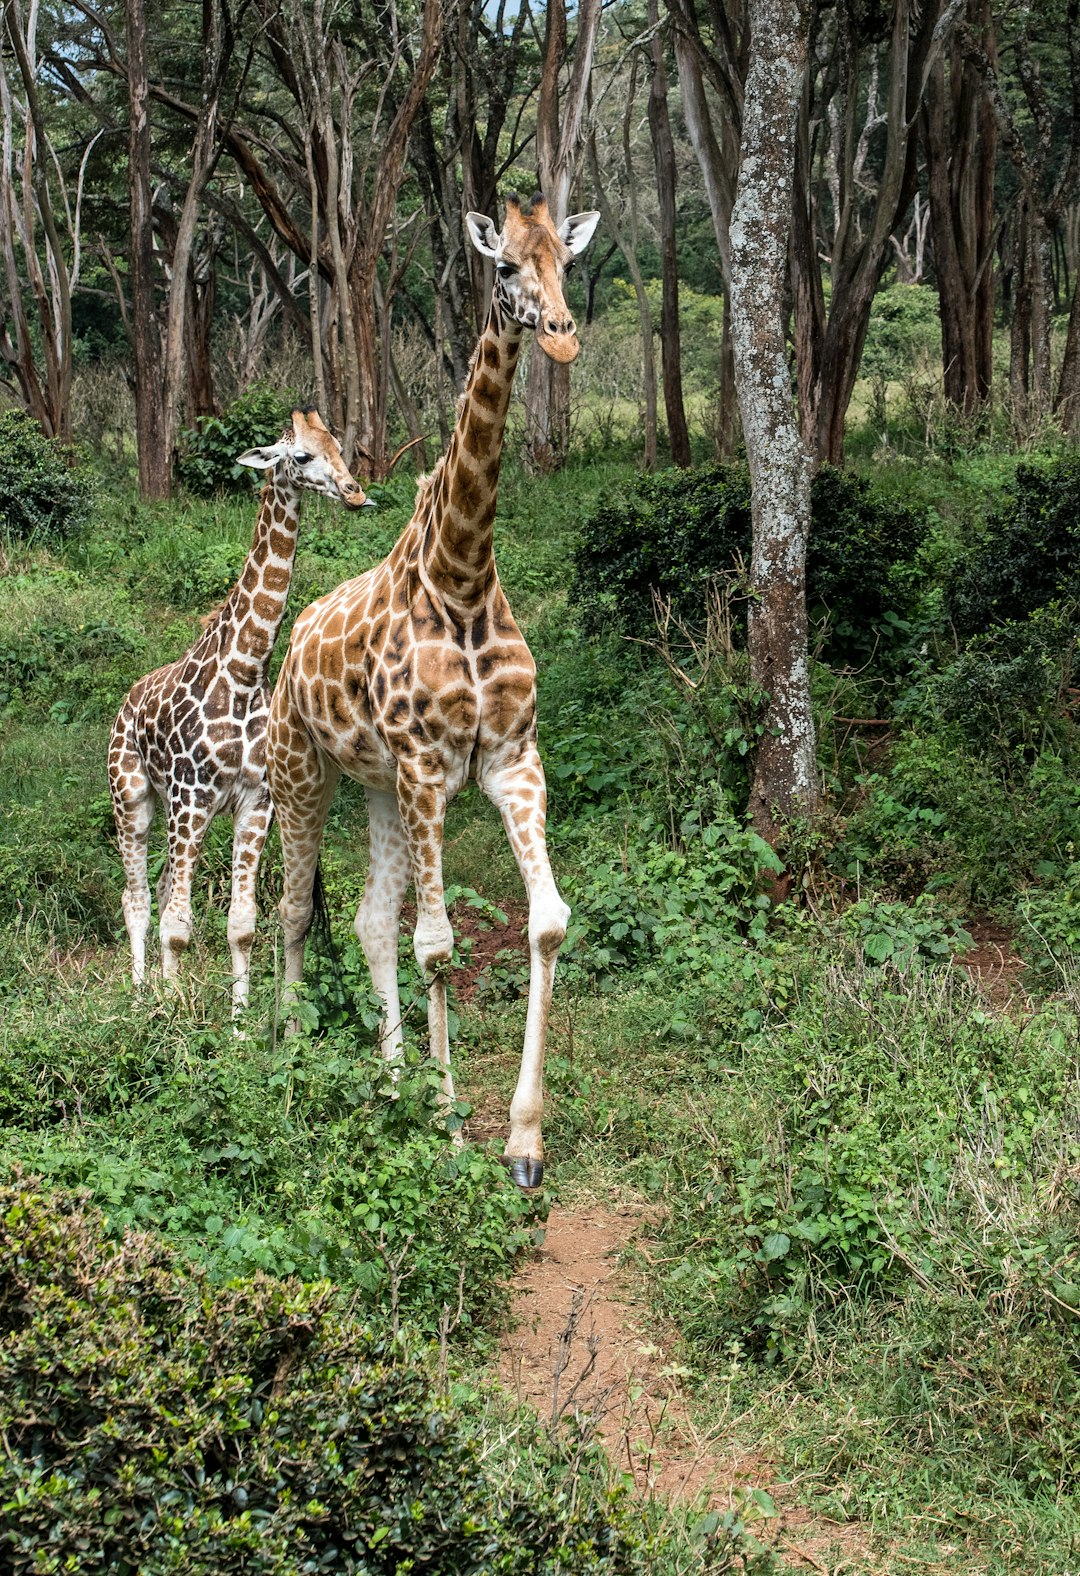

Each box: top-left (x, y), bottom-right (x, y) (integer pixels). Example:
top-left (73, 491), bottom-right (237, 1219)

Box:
top-left (109, 713), bottom-right (157, 988)
top-left (354, 788), bottom-right (411, 1065)
top-left (228, 792), bottom-right (272, 1015)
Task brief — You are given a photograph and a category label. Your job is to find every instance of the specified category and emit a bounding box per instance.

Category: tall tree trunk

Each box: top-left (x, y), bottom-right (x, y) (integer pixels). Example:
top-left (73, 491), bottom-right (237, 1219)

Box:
top-left (648, 0), bottom-right (691, 466)
top-left (125, 0), bottom-right (169, 498)
top-left (587, 65), bottom-right (657, 471)
top-left (923, 0), bottom-right (996, 414)
top-left (730, 0), bottom-right (815, 846)
top-left (523, 0), bottom-right (601, 474)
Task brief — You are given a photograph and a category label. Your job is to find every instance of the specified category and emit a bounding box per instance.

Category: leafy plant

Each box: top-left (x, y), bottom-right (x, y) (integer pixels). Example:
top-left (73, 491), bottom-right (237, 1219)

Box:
top-left (0, 1183), bottom-right (661, 1575)
top-left (946, 453), bottom-right (1080, 637)
top-left (177, 386), bottom-right (293, 495)
top-left (0, 409), bottom-right (93, 544)
top-left (569, 462), bottom-right (928, 660)
top-left (839, 893), bottom-right (971, 971)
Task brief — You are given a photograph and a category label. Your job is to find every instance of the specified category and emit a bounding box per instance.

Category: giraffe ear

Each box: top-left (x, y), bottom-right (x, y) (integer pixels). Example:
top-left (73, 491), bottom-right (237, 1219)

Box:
top-left (235, 442), bottom-right (288, 469)
top-left (559, 211), bottom-right (601, 256)
top-left (466, 211), bottom-right (500, 258)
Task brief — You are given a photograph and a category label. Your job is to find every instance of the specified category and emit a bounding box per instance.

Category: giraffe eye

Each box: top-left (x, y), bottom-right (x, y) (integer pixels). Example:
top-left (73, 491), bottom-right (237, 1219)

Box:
top-left (293, 452), bottom-right (313, 464)
top-left (496, 261), bottom-right (517, 277)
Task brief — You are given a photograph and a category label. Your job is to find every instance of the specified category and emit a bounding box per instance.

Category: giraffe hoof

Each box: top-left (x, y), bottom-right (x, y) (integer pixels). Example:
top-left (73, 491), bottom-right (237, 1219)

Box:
top-left (500, 1155), bottom-right (544, 1190)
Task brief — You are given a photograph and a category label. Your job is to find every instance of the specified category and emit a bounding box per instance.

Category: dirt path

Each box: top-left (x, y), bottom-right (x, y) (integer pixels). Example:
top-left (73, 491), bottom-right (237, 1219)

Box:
top-left (498, 1204), bottom-right (880, 1572)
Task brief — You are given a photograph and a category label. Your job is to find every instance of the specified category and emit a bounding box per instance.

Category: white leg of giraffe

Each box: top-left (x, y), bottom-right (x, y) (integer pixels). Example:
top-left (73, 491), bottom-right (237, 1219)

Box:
top-left (228, 790), bottom-right (273, 1015)
top-left (395, 758), bottom-right (457, 1111)
top-left (273, 758), bottom-right (341, 1000)
top-left (112, 767), bottom-right (157, 988)
top-left (482, 744), bottom-right (570, 1188)
top-left (159, 793), bottom-right (213, 989)
top-left (354, 788), bottom-right (412, 1064)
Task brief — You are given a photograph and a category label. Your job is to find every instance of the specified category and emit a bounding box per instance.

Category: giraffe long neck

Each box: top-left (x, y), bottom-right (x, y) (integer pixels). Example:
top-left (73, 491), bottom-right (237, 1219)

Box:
top-left (422, 291), bottom-right (523, 605)
top-left (219, 471), bottom-right (302, 685)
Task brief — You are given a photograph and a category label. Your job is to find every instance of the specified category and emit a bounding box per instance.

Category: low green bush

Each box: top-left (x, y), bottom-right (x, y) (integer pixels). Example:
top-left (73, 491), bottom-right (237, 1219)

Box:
top-left (0, 409), bottom-right (93, 544)
top-left (946, 454), bottom-right (1080, 638)
top-left (177, 386), bottom-right (293, 495)
top-left (837, 738), bottom-right (1080, 904)
top-left (562, 807), bottom-right (779, 994)
top-left (0, 1183), bottom-right (659, 1575)
top-left (918, 603), bottom-right (1077, 759)
top-left (569, 463), bottom-right (928, 660)
top-left (651, 962), bottom-right (1080, 1503)
top-left (860, 283), bottom-right (942, 379)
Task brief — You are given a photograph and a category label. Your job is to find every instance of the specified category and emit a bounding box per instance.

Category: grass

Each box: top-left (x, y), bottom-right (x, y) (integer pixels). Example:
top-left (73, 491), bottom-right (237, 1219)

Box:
top-left (3, 414), bottom-right (1080, 1572)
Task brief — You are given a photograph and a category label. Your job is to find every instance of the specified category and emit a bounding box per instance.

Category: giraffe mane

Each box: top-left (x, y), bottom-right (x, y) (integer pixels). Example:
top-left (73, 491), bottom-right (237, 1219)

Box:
top-left (414, 454), bottom-right (448, 513)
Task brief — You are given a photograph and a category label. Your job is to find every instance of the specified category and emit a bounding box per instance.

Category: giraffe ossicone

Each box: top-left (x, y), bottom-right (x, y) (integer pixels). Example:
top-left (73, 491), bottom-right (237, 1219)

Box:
top-left (266, 194), bottom-right (600, 1188)
top-left (109, 407), bottom-right (369, 1013)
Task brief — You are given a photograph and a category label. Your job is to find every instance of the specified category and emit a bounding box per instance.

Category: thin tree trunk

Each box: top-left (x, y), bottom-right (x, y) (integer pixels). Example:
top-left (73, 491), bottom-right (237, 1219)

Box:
top-left (1055, 266), bottom-right (1080, 436)
top-left (586, 67), bottom-right (657, 471)
top-left (125, 0), bottom-right (169, 498)
top-left (647, 0), bottom-right (691, 466)
top-left (729, 0), bottom-right (815, 846)
top-left (523, 0), bottom-right (601, 473)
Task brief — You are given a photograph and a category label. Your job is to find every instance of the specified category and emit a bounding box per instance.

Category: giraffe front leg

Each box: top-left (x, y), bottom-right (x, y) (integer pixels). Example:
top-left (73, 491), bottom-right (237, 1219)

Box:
top-left (396, 759), bottom-right (457, 1116)
top-left (228, 792), bottom-right (272, 1016)
top-left (354, 789), bottom-right (411, 1066)
top-left (113, 780), bottom-right (157, 988)
top-left (160, 794), bottom-right (213, 992)
top-left (482, 745), bottom-right (570, 1190)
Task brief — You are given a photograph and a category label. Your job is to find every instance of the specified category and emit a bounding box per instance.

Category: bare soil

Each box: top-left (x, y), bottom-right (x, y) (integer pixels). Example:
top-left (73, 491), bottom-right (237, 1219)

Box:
top-left (498, 1203), bottom-right (882, 1571)
top-left (956, 916), bottom-right (1026, 1008)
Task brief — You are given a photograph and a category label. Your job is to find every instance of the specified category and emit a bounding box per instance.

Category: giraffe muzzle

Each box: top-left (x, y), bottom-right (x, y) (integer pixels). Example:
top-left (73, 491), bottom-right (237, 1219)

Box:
top-left (536, 328), bottom-right (581, 365)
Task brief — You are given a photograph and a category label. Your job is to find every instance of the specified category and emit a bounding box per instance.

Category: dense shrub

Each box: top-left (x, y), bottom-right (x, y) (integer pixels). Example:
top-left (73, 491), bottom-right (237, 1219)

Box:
top-left (859, 283), bottom-right (942, 378)
top-left (177, 386), bottom-right (293, 495)
top-left (570, 463), bottom-right (927, 658)
top-left (920, 602), bottom-right (1077, 758)
top-left (836, 738), bottom-right (1080, 904)
top-left (653, 961), bottom-right (1080, 1496)
top-left (0, 409), bottom-right (93, 544)
top-left (0, 1183), bottom-right (654, 1575)
top-left (946, 454), bottom-right (1080, 638)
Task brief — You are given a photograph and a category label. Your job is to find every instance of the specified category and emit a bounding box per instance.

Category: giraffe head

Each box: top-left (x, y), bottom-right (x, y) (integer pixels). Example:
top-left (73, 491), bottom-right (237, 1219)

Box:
top-left (236, 407), bottom-right (372, 506)
top-left (465, 193), bottom-right (600, 365)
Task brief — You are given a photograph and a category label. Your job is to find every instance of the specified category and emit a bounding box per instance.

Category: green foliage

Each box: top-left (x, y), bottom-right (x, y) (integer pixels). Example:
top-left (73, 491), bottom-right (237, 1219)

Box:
top-left (838, 739), bottom-right (1080, 904)
top-left (570, 463), bottom-right (928, 659)
top-left (919, 603), bottom-right (1077, 758)
top-left (0, 963), bottom-right (535, 1335)
top-left (177, 386), bottom-right (293, 496)
top-left (860, 283), bottom-right (941, 379)
top-left (946, 454), bottom-right (1080, 638)
top-left (839, 893), bottom-right (970, 970)
top-left (1016, 861), bottom-right (1080, 985)
top-left (0, 1183), bottom-right (658, 1575)
top-left (562, 807), bottom-right (780, 995)
top-left (651, 960), bottom-right (1080, 1500)
top-left (0, 409), bottom-right (93, 544)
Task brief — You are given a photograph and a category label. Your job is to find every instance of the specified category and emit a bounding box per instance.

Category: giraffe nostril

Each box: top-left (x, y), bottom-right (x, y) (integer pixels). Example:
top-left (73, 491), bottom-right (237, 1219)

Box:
top-left (546, 319), bottom-right (558, 334)
top-left (567, 319), bottom-right (575, 335)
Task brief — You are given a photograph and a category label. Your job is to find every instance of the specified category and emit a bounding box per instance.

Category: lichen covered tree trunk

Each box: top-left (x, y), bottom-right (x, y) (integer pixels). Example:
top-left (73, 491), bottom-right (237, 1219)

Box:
top-left (728, 0), bottom-right (816, 846)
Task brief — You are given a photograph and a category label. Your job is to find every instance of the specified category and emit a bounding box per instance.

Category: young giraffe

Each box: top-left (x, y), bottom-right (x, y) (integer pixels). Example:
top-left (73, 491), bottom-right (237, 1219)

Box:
top-left (109, 407), bottom-right (370, 1011)
top-left (267, 195), bottom-right (600, 1186)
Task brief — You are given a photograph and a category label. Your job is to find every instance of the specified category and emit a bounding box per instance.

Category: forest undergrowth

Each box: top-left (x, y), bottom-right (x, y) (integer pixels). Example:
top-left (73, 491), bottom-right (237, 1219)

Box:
top-left (2, 400), bottom-right (1080, 1573)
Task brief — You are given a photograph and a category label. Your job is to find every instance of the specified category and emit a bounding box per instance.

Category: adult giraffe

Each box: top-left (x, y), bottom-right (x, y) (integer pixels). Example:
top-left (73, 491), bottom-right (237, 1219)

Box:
top-left (267, 195), bottom-right (600, 1187)
top-left (109, 408), bottom-right (369, 1011)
